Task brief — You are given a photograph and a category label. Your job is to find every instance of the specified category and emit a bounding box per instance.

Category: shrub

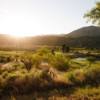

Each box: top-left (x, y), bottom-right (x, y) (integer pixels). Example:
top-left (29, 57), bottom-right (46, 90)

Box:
top-left (1, 62), bottom-right (25, 72)
top-left (36, 47), bottom-right (51, 56)
top-left (67, 69), bottom-right (86, 85)
top-left (0, 75), bottom-right (6, 88)
top-left (86, 56), bottom-right (96, 67)
top-left (50, 53), bottom-right (69, 71)
top-left (2, 71), bottom-right (8, 79)
top-left (85, 66), bottom-right (100, 84)
top-left (31, 49), bottom-right (54, 68)
top-left (32, 54), bottom-right (44, 67)
top-left (67, 72), bottom-right (76, 84)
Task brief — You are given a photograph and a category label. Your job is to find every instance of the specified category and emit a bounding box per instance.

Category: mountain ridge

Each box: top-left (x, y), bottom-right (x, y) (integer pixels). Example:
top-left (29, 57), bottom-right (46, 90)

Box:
top-left (66, 26), bottom-right (100, 37)
top-left (0, 26), bottom-right (99, 49)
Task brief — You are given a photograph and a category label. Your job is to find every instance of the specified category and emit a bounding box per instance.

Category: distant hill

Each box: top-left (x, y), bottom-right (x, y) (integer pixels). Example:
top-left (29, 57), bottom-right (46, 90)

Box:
top-left (0, 26), bottom-right (100, 50)
top-left (64, 26), bottom-right (100, 48)
top-left (30, 26), bottom-right (100, 49)
top-left (67, 26), bottom-right (100, 37)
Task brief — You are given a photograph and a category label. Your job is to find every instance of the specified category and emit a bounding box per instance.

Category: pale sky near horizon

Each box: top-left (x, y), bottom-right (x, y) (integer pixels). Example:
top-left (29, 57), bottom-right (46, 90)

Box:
top-left (0, 0), bottom-right (99, 36)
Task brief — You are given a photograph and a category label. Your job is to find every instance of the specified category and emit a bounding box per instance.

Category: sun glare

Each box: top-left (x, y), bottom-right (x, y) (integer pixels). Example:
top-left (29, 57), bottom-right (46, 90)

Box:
top-left (9, 33), bottom-right (29, 38)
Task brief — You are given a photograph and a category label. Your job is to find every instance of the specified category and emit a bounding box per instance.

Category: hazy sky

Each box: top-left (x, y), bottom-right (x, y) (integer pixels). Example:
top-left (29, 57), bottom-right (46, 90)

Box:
top-left (0, 0), bottom-right (99, 36)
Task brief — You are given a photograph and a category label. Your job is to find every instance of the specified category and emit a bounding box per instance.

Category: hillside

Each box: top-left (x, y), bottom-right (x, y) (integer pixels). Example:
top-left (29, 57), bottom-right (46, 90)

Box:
top-left (0, 26), bottom-right (100, 49)
top-left (67, 26), bottom-right (100, 37)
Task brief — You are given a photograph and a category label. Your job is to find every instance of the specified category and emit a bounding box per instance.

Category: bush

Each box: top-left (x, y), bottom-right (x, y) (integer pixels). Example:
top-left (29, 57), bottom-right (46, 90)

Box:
top-left (85, 66), bottom-right (100, 84)
top-left (31, 48), bottom-right (54, 68)
top-left (66, 65), bottom-right (100, 86)
top-left (1, 62), bottom-right (25, 72)
top-left (0, 75), bottom-right (6, 88)
top-left (50, 53), bottom-right (69, 71)
top-left (0, 56), bottom-right (11, 63)
top-left (36, 47), bottom-right (51, 56)
top-left (67, 69), bottom-right (86, 85)
top-left (86, 56), bottom-right (96, 67)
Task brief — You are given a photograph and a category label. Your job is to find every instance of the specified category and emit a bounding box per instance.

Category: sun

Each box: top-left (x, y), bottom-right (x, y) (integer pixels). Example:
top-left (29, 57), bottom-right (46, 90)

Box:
top-left (9, 33), bottom-right (28, 38)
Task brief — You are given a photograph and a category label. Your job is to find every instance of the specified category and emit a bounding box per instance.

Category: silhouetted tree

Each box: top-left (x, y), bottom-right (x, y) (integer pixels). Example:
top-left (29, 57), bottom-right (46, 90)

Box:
top-left (66, 46), bottom-right (70, 52)
top-left (62, 44), bottom-right (66, 53)
top-left (62, 44), bottom-right (70, 53)
top-left (51, 49), bottom-right (55, 55)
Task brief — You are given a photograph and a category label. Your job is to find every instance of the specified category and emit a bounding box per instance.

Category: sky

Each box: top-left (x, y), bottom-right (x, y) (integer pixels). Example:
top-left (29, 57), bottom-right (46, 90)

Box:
top-left (0, 0), bottom-right (99, 36)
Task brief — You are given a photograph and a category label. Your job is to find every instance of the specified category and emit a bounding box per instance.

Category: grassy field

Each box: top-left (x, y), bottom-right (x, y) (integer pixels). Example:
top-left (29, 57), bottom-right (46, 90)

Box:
top-left (0, 48), bottom-right (100, 100)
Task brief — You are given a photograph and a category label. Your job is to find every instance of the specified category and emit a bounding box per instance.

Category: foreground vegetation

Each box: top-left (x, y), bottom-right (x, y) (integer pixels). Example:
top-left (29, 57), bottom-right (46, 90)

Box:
top-left (0, 47), bottom-right (100, 100)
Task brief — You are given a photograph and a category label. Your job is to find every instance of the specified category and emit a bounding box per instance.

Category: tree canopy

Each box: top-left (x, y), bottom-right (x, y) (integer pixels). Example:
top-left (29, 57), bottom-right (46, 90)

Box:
top-left (84, 2), bottom-right (100, 25)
